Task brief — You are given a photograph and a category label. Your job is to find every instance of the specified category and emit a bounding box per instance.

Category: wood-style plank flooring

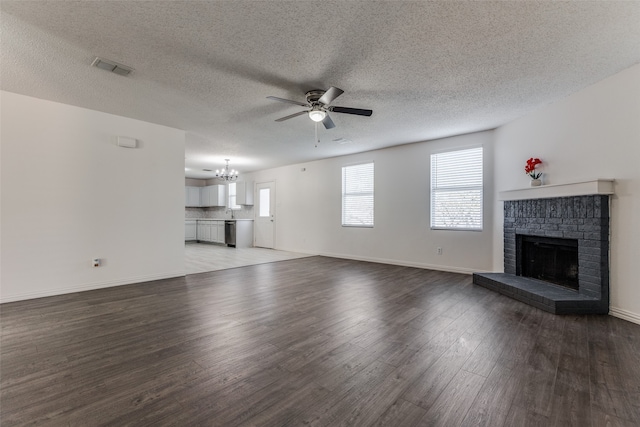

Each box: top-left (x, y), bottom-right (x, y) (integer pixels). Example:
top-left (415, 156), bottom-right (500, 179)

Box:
top-left (1, 256), bottom-right (639, 426)
top-left (184, 243), bottom-right (312, 275)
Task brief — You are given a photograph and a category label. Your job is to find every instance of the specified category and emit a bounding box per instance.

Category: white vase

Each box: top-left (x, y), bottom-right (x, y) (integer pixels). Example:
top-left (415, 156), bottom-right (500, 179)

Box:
top-left (530, 178), bottom-right (542, 187)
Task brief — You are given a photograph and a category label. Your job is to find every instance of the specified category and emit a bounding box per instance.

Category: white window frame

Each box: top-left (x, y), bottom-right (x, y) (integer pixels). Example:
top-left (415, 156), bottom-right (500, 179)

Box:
top-left (228, 182), bottom-right (241, 210)
top-left (342, 162), bottom-right (374, 228)
top-left (430, 146), bottom-right (483, 231)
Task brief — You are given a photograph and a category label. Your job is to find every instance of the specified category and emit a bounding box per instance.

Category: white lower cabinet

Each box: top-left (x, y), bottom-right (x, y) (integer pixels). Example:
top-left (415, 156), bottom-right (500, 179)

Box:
top-left (234, 220), bottom-right (253, 248)
top-left (185, 221), bottom-right (197, 241)
top-left (197, 222), bottom-right (211, 242)
top-left (216, 222), bottom-right (225, 243)
top-left (195, 220), bottom-right (225, 244)
top-left (209, 222), bottom-right (219, 243)
top-left (190, 219), bottom-right (253, 246)
top-left (211, 221), bottom-right (221, 243)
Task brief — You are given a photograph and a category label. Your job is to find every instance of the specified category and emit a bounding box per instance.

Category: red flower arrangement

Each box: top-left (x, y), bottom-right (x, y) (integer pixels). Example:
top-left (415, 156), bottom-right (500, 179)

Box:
top-left (525, 157), bottom-right (542, 179)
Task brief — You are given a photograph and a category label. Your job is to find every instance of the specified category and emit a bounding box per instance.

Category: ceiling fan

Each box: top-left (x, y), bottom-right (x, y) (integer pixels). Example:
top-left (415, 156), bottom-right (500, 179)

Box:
top-left (267, 86), bottom-right (372, 129)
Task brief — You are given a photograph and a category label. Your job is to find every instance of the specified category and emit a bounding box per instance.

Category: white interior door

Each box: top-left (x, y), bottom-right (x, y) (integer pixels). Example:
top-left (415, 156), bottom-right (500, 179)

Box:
top-left (254, 181), bottom-right (275, 248)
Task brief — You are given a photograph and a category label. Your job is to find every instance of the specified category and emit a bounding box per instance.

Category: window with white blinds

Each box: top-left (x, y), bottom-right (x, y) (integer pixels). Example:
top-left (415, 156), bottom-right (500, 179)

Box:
top-left (342, 162), bottom-right (374, 227)
top-left (430, 147), bottom-right (483, 230)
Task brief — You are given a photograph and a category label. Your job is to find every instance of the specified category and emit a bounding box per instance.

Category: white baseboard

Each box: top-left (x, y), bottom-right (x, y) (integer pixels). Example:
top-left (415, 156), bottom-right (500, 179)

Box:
top-left (0, 271), bottom-right (185, 304)
top-left (609, 307), bottom-right (640, 325)
top-left (275, 246), bottom-right (485, 275)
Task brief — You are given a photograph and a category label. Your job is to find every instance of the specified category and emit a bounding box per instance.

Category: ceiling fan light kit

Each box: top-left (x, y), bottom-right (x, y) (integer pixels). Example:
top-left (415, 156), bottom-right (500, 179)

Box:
top-left (308, 109), bottom-right (326, 122)
top-left (267, 86), bottom-right (373, 130)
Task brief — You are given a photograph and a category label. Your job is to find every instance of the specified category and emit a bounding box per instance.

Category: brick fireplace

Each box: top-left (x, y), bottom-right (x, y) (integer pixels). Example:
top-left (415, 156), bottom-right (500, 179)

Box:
top-left (474, 180), bottom-right (613, 314)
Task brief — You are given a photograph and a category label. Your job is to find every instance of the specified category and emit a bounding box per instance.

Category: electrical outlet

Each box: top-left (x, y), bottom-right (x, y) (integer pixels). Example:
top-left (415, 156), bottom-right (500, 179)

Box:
top-left (437, 247), bottom-right (443, 255)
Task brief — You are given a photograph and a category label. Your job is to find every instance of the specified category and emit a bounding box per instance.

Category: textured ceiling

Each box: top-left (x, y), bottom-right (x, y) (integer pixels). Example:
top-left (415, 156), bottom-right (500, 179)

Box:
top-left (2, 1), bottom-right (639, 178)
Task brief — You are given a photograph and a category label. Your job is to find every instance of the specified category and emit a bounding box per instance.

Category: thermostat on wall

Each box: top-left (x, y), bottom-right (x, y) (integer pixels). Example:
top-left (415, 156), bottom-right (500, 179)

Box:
top-left (117, 136), bottom-right (137, 148)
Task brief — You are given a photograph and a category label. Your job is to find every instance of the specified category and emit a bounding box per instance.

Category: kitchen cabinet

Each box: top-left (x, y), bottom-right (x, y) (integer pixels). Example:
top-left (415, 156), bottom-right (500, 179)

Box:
top-left (216, 222), bottom-right (225, 243)
top-left (234, 220), bottom-right (254, 248)
top-left (197, 221), bottom-right (211, 242)
top-left (236, 181), bottom-right (254, 205)
top-left (196, 220), bottom-right (226, 244)
top-left (185, 186), bottom-right (201, 207)
top-left (190, 219), bottom-right (253, 246)
top-left (185, 220), bottom-right (197, 241)
top-left (208, 221), bottom-right (219, 243)
top-left (201, 185), bottom-right (226, 207)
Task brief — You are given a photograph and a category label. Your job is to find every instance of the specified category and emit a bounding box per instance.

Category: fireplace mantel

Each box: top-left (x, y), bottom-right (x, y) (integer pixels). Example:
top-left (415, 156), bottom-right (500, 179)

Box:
top-left (499, 179), bottom-right (614, 201)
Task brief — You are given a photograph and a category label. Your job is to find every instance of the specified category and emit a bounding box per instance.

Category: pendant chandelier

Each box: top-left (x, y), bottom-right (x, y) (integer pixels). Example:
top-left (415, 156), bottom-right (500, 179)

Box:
top-left (215, 159), bottom-right (238, 182)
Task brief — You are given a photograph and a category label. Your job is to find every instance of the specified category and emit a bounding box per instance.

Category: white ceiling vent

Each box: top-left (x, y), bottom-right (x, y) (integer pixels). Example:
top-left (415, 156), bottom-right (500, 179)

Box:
top-left (91, 57), bottom-right (133, 76)
top-left (117, 136), bottom-right (137, 148)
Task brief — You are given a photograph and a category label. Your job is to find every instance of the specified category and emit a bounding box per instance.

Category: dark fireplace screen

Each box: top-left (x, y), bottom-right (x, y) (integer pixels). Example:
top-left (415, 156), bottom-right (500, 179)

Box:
top-left (517, 235), bottom-right (579, 290)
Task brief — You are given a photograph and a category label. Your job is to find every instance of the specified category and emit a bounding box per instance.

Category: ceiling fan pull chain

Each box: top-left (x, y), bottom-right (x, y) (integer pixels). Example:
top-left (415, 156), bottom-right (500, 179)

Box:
top-left (315, 122), bottom-right (319, 148)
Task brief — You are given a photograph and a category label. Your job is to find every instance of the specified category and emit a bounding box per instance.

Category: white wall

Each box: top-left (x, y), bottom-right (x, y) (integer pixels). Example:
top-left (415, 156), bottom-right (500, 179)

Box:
top-left (185, 178), bottom-right (206, 187)
top-left (1, 91), bottom-right (186, 303)
top-left (493, 64), bottom-right (640, 323)
top-left (246, 131), bottom-right (495, 274)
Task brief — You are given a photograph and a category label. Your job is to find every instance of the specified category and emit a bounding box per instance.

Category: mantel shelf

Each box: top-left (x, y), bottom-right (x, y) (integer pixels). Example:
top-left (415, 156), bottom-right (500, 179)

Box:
top-left (499, 179), bottom-right (615, 201)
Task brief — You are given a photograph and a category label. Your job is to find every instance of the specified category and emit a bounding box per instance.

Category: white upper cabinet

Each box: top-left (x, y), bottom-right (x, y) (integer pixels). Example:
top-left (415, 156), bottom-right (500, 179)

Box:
top-left (200, 186), bottom-right (211, 207)
top-left (185, 184), bottom-right (226, 207)
top-left (236, 181), bottom-right (254, 205)
top-left (201, 185), bottom-right (226, 207)
top-left (185, 186), bottom-right (201, 207)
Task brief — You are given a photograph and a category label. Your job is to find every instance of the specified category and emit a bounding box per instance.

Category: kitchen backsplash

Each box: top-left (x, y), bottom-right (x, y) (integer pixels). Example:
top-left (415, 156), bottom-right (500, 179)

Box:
top-left (185, 206), bottom-right (254, 220)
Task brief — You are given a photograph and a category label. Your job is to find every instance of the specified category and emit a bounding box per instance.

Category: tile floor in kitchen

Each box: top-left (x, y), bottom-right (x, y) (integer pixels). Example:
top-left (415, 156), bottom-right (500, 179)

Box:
top-left (184, 242), bottom-right (313, 275)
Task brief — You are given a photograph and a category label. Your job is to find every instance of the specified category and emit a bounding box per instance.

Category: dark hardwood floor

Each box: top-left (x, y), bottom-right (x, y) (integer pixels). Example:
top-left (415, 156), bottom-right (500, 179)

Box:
top-left (1, 256), bottom-right (639, 426)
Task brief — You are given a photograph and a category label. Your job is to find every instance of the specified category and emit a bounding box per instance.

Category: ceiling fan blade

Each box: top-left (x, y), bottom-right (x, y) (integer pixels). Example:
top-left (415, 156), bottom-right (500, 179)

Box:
top-left (318, 86), bottom-right (344, 105)
top-left (275, 110), bottom-right (308, 122)
top-left (331, 106), bottom-right (373, 117)
top-left (322, 114), bottom-right (336, 129)
top-left (267, 96), bottom-right (308, 107)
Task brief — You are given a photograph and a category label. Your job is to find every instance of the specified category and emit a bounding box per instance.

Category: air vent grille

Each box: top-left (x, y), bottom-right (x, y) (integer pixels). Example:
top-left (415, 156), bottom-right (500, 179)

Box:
top-left (91, 57), bottom-right (133, 76)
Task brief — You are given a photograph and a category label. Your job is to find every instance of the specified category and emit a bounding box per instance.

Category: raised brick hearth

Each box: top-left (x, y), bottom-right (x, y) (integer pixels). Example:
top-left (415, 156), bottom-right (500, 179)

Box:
top-left (474, 194), bottom-right (610, 314)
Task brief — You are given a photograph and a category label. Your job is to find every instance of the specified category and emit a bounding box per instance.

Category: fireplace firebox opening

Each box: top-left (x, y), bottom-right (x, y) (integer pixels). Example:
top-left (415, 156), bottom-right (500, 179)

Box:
top-left (516, 235), bottom-right (579, 290)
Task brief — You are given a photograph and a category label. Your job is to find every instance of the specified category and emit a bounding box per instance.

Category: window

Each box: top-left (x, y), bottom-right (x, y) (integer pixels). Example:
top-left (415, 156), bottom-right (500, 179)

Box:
top-left (342, 162), bottom-right (374, 227)
top-left (430, 147), bottom-right (483, 230)
top-left (228, 182), bottom-right (241, 210)
top-left (258, 188), bottom-right (270, 217)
